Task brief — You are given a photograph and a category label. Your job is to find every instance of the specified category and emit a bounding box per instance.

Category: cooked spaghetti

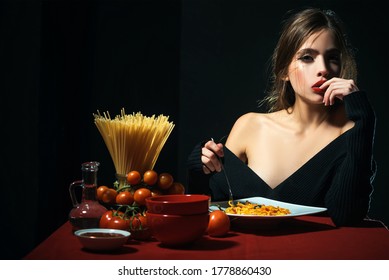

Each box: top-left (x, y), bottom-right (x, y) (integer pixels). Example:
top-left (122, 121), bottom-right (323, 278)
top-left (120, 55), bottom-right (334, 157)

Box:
top-left (225, 200), bottom-right (291, 216)
top-left (93, 109), bottom-right (175, 176)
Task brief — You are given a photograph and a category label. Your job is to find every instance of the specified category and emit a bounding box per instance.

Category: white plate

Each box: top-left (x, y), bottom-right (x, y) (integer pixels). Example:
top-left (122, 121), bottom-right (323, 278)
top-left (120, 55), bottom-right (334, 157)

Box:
top-left (209, 196), bottom-right (327, 220)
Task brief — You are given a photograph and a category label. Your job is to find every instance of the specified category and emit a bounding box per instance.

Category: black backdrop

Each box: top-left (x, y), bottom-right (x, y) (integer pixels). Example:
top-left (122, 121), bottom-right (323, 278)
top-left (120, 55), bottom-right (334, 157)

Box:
top-left (1, 0), bottom-right (388, 259)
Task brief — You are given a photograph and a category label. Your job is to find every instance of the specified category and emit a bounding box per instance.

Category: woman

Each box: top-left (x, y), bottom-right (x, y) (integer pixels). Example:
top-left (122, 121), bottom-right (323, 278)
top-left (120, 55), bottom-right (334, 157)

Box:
top-left (187, 8), bottom-right (376, 226)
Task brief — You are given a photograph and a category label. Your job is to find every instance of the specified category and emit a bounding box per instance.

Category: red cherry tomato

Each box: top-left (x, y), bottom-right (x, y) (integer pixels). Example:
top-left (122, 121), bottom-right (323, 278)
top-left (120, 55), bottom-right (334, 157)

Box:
top-left (157, 173), bottom-right (174, 190)
top-left (143, 170), bottom-right (158, 186)
top-left (133, 187), bottom-right (152, 206)
top-left (101, 188), bottom-right (117, 204)
top-left (115, 191), bottom-right (134, 205)
top-left (151, 189), bottom-right (162, 197)
top-left (129, 214), bottom-right (152, 240)
top-left (127, 170), bottom-right (141, 185)
top-left (96, 185), bottom-right (109, 201)
top-left (129, 214), bottom-right (148, 230)
top-left (166, 182), bottom-right (185, 194)
top-left (207, 210), bottom-right (230, 237)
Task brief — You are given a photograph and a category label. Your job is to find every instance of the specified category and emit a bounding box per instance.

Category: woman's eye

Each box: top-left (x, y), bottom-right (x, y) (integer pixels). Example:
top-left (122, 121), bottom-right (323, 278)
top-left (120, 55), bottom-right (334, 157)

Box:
top-left (298, 55), bottom-right (314, 62)
top-left (328, 55), bottom-right (341, 64)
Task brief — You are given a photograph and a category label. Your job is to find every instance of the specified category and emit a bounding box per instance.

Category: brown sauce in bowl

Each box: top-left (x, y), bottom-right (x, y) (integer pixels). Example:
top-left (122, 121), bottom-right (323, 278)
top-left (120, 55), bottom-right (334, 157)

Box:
top-left (80, 232), bottom-right (124, 238)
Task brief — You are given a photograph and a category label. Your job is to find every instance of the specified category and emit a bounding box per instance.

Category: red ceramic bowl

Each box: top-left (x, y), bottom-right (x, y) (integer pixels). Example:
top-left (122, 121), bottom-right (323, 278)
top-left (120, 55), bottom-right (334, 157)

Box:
top-left (145, 194), bottom-right (210, 215)
top-left (147, 212), bottom-right (209, 246)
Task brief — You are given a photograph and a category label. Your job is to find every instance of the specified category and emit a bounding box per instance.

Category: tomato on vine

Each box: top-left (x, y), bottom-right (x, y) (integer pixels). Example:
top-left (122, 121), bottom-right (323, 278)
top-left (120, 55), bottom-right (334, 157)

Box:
top-left (151, 189), bottom-right (162, 197)
top-left (133, 187), bottom-right (152, 206)
top-left (129, 213), bottom-right (148, 230)
top-left (115, 190), bottom-right (134, 205)
top-left (157, 173), bottom-right (174, 190)
top-left (129, 213), bottom-right (152, 240)
top-left (143, 170), bottom-right (158, 186)
top-left (107, 215), bottom-right (130, 230)
top-left (96, 185), bottom-right (109, 201)
top-left (101, 188), bottom-right (118, 204)
top-left (99, 210), bottom-right (116, 228)
top-left (127, 170), bottom-right (141, 185)
top-left (166, 182), bottom-right (185, 194)
top-left (99, 209), bottom-right (129, 230)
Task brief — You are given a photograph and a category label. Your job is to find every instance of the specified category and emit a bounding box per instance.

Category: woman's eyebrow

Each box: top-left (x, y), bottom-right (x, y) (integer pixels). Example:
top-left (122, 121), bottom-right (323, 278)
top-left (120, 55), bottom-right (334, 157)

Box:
top-left (296, 48), bottom-right (340, 56)
top-left (296, 48), bottom-right (318, 56)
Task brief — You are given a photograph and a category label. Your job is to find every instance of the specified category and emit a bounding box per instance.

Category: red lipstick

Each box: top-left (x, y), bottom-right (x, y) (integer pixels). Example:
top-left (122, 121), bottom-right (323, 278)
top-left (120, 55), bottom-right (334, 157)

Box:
top-left (312, 80), bottom-right (326, 94)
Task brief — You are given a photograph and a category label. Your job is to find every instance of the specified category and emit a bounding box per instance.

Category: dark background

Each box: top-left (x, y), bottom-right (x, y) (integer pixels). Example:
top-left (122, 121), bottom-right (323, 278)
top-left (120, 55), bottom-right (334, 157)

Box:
top-left (1, 0), bottom-right (387, 259)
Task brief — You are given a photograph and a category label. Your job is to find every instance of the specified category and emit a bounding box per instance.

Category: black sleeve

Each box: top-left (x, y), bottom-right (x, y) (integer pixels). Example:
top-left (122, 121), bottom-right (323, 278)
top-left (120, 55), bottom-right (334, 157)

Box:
top-left (186, 141), bottom-right (213, 196)
top-left (325, 91), bottom-right (377, 226)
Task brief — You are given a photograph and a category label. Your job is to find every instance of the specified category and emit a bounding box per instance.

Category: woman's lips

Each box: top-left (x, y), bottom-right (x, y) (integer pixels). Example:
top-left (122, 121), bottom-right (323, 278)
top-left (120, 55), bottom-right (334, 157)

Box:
top-left (312, 87), bottom-right (325, 94)
top-left (312, 80), bottom-right (326, 94)
top-left (312, 80), bottom-right (326, 87)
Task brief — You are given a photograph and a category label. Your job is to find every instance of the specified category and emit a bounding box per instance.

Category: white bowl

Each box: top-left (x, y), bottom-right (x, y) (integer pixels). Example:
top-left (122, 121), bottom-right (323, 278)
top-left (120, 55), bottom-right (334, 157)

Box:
top-left (74, 228), bottom-right (130, 251)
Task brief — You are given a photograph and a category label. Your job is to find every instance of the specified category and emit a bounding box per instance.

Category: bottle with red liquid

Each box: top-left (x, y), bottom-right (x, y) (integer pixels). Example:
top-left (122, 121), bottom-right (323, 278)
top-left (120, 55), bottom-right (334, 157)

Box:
top-left (68, 161), bottom-right (107, 231)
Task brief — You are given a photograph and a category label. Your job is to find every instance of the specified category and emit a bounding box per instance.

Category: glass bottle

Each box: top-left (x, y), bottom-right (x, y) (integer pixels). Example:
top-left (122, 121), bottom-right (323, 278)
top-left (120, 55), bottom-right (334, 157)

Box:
top-left (68, 161), bottom-right (107, 231)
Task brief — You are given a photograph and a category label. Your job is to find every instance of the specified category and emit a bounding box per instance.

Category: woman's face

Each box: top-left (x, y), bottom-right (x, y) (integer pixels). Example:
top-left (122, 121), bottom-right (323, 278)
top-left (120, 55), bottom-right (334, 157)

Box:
top-left (286, 29), bottom-right (341, 104)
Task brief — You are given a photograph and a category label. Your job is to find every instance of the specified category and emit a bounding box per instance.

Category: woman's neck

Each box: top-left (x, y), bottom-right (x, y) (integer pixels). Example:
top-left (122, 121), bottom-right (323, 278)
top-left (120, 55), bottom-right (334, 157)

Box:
top-left (286, 100), bottom-right (332, 134)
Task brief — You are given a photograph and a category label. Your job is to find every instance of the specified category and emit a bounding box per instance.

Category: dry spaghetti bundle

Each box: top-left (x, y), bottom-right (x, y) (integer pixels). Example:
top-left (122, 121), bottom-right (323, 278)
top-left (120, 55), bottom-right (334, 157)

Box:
top-left (225, 201), bottom-right (291, 216)
top-left (93, 109), bottom-right (175, 176)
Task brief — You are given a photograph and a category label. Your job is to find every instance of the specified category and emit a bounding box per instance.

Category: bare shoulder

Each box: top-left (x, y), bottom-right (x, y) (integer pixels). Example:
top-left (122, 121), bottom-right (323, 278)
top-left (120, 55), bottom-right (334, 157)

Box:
top-left (236, 111), bottom-right (288, 130)
top-left (230, 112), bottom-right (269, 132)
top-left (225, 112), bottom-right (274, 161)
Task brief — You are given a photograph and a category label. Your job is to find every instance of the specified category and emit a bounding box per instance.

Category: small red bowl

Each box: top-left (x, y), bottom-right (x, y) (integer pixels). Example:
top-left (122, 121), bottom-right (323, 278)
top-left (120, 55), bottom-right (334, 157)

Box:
top-left (145, 194), bottom-right (210, 215)
top-left (147, 212), bottom-right (209, 246)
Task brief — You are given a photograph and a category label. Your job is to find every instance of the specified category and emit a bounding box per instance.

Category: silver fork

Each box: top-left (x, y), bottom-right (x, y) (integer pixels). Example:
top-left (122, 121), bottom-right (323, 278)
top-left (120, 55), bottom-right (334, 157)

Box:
top-left (211, 138), bottom-right (234, 204)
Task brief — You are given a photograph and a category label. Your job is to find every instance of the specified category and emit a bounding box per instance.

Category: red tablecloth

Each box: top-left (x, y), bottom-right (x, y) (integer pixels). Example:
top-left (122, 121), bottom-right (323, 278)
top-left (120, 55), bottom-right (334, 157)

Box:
top-left (24, 215), bottom-right (389, 260)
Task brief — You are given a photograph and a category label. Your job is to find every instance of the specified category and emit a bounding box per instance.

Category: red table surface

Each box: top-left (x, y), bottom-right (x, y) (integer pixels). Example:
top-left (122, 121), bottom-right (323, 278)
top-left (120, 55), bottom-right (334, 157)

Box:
top-left (24, 215), bottom-right (389, 260)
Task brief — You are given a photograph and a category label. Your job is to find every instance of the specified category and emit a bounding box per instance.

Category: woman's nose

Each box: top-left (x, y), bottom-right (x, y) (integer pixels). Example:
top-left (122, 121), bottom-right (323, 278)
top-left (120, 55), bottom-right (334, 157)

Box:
top-left (317, 58), bottom-right (329, 77)
top-left (317, 69), bottom-right (329, 77)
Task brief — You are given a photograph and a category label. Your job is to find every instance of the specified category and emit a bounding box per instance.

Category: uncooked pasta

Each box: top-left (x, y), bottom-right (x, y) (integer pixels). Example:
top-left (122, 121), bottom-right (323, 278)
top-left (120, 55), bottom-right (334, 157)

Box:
top-left (93, 109), bottom-right (175, 176)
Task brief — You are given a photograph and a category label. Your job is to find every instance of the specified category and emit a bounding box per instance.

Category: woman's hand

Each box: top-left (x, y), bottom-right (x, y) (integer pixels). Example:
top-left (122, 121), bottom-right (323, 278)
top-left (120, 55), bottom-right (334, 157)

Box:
top-left (201, 140), bottom-right (224, 174)
top-left (321, 78), bottom-right (359, 106)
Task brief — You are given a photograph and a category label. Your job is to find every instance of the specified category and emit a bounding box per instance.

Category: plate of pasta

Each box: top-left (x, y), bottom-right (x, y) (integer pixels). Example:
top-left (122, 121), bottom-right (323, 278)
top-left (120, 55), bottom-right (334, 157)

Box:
top-left (209, 197), bottom-right (327, 220)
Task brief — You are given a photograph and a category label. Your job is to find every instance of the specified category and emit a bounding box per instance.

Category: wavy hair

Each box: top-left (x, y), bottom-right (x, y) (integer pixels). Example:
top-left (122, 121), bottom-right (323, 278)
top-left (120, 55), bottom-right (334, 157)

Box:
top-left (260, 8), bottom-right (357, 112)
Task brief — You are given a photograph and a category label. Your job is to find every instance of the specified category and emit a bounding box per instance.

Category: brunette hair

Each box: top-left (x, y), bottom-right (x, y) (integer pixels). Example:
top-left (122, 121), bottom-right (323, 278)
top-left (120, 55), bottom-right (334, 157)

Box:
top-left (261, 8), bottom-right (357, 112)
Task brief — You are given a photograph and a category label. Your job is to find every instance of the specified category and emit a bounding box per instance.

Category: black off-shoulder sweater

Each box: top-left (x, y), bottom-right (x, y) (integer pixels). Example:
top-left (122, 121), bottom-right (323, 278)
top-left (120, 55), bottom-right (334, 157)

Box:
top-left (187, 91), bottom-right (376, 226)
